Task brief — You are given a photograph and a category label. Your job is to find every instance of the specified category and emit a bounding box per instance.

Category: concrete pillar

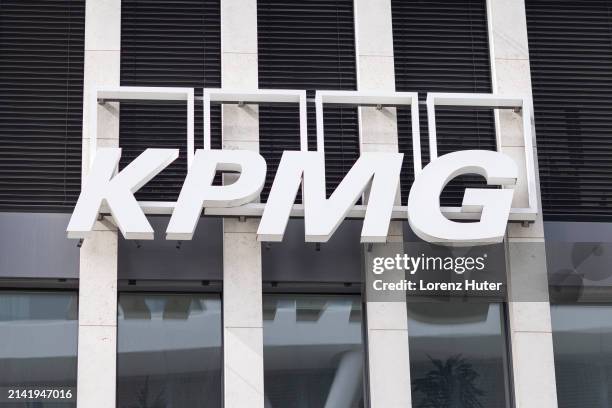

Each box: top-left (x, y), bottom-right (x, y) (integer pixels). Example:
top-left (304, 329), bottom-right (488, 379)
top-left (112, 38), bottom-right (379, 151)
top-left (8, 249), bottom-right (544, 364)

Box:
top-left (487, 0), bottom-right (559, 407)
top-left (77, 0), bottom-right (121, 407)
top-left (354, 0), bottom-right (413, 406)
top-left (220, 1), bottom-right (265, 407)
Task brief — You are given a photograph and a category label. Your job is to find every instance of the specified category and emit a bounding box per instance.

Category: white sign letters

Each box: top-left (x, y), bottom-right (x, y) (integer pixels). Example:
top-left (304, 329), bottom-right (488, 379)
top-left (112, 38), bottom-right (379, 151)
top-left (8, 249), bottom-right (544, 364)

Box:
top-left (166, 149), bottom-right (267, 240)
top-left (408, 150), bottom-right (517, 245)
top-left (257, 151), bottom-right (403, 243)
top-left (67, 148), bottom-right (178, 240)
top-left (67, 147), bottom-right (518, 244)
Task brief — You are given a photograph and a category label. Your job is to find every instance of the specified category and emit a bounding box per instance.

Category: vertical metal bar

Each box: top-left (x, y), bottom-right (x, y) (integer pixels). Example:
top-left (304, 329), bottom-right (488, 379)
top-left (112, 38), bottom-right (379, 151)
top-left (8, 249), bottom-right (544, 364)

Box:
top-left (187, 89), bottom-right (195, 166)
top-left (426, 93), bottom-right (438, 160)
top-left (203, 90), bottom-right (212, 150)
top-left (411, 93), bottom-right (422, 174)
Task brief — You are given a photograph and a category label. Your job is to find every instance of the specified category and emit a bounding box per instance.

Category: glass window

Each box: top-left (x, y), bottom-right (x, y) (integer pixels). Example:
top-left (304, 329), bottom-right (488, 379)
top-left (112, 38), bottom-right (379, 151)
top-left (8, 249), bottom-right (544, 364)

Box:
top-left (263, 294), bottom-right (365, 408)
top-left (117, 293), bottom-right (222, 408)
top-left (551, 305), bottom-right (612, 408)
top-left (407, 302), bottom-right (511, 408)
top-left (0, 291), bottom-right (78, 407)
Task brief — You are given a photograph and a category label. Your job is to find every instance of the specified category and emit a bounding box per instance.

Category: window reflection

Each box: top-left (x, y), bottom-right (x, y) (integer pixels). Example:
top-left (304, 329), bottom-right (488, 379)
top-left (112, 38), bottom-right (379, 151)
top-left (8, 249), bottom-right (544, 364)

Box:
top-left (407, 302), bottom-right (510, 408)
top-left (117, 293), bottom-right (222, 408)
top-left (263, 294), bottom-right (365, 408)
top-left (0, 291), bottom-right (78, 408)
top-left (552, 305), bottom-right (612, 408)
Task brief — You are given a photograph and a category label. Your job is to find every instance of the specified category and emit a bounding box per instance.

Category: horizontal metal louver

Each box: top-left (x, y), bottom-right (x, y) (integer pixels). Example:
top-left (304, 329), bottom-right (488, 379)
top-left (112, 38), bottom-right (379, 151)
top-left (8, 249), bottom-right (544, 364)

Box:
top-left (0, 0), bottom-right (84, 212)
top-left (391, 0), bottom-right (496, 206)
top-left (120, 0), bottom-right (221, 201)
top-left (257, 0), bottom-right (358, 199)
top-left (526, 0), bottom-right (612, 220)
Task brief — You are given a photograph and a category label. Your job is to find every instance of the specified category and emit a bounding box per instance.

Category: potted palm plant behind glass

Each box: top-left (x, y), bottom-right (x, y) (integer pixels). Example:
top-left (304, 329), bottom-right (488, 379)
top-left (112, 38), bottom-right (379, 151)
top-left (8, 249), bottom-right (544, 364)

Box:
top-left (412, 355), bottom-right (485, 408)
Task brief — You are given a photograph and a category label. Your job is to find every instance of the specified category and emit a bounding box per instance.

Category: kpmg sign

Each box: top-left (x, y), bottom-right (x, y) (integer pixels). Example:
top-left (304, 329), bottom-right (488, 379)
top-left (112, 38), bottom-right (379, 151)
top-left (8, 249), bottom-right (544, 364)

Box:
top-left (67, 87), bottom-right (539, 245)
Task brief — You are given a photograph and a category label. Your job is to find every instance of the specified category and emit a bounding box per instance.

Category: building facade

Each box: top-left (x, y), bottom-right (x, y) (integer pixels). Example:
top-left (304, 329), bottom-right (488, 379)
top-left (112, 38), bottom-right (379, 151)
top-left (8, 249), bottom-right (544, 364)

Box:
top-left (0, 0), bottom-right (611, 407)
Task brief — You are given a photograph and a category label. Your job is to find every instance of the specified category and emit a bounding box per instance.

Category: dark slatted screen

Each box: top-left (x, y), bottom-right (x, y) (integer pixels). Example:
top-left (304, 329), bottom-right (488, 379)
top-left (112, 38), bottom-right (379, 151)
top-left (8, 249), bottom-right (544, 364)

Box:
top-left (526, 0), bottom-right (612, 220)
top-left (121, 0), bottom-right (221, 201)
top-left (391, 0), bottom-right (496, 205)
top-left (0, 0), bottom-right (84, 211)
top-left (257, 0), bottom-right (358, 199)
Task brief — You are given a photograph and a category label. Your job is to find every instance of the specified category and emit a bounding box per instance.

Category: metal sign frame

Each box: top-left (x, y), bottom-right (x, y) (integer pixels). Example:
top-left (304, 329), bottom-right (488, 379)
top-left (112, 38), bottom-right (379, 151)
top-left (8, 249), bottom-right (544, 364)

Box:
top-left (426, 93), bottom-right (538, 220)
top-left (91, 86), bottom-right (537, 222)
